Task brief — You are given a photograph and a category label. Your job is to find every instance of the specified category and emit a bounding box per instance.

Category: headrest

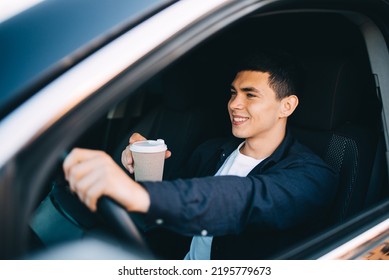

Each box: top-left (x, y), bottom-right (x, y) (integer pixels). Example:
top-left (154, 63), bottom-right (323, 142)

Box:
top-left (289, 54), bottom-right (373, 130)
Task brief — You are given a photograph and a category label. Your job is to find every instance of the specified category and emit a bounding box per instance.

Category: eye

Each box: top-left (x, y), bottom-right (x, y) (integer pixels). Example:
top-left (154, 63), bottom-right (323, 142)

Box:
top-left (246, 93), bottom-right (256, 98)
top-left (230, 90), bottom-right (237, 96)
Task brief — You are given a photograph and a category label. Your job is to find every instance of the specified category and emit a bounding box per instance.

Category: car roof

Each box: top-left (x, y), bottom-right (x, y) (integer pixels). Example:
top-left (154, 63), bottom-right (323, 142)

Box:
top-left (0, 0), bottom-right (174, 118)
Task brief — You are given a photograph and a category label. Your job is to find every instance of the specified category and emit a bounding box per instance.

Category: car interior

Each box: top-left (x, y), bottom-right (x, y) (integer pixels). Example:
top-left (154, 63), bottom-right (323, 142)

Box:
top-left (28, 10), bottom-right (389, 259)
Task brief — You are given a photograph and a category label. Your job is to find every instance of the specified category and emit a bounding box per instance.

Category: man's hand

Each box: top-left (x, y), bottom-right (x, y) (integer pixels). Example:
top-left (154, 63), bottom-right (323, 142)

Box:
top-left (121, 132), bottom-right (171, 173)
top-left (63, 148), bottom-right (150, 212)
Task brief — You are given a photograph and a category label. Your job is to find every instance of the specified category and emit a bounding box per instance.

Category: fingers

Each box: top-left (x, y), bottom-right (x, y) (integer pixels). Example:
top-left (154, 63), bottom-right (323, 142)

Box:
top-left (63, 147), bottom-right (150, 213)
top-left (122, 133), bottom-right (147, 173)
top-left (121, 147), bottom-right (134, 173)
top-left (165, 150), bottom-right (171, 159)
top-left (64, 148), bottom-right (118, 211)
top-left (73, 169), bottom-right (102, 211)
top-left (63, 149), bottom-right (107, 211)
top-left (129, 133), bottom-right (147, 145)
top-left (63, 148), bottom-right (103, 181)
top-left (83, 180), bottom-right (106, 212)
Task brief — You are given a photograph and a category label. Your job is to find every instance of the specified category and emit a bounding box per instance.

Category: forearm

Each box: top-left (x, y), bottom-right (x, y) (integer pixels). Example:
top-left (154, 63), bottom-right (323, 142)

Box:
top-left (141, 168), bottom-right (337, 236)
top-left (141, 176), bottom-right (251, 236)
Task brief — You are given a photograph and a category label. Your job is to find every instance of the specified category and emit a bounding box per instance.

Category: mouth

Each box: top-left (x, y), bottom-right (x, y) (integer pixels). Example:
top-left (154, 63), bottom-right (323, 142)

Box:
top-left (232, 115), bottom-right (249, 125)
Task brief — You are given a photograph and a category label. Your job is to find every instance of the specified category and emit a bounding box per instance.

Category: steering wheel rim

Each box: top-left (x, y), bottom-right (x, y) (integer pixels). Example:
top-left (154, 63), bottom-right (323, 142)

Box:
top-left (51, 177), bottom-right (150, 253)
top-left (96, 196), bottom-right (149, 252)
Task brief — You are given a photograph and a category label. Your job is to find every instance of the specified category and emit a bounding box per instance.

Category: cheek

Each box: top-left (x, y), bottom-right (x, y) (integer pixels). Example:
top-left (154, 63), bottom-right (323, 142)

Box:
top-left (249, 103), bottom-right (279, 120)
top-left (247, 103), bottom-right (263, 116)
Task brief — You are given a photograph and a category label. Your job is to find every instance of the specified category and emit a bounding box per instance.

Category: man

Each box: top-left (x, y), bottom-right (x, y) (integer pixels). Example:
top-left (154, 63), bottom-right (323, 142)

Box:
top-left (63, 52), bottom-right (338, 259)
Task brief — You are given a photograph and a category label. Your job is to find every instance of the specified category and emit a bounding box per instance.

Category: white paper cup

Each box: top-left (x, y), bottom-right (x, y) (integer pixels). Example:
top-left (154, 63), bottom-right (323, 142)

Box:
top-left (129, 139), bottom-right (167, 181)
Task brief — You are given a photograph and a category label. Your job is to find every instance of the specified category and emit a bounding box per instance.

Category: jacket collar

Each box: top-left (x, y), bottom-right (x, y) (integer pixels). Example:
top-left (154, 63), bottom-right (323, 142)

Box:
top-left (219, 128), bottom-right (295, 173)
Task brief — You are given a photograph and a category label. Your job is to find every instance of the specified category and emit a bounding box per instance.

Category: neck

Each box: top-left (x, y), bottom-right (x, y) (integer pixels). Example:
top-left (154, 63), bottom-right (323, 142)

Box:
top-left (241, 126), bottom-right (286, 159)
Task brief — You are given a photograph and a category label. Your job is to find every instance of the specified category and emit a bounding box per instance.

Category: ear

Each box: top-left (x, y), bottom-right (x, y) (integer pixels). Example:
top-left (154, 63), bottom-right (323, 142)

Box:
top-left (279, 95), bottom-right (299, 118)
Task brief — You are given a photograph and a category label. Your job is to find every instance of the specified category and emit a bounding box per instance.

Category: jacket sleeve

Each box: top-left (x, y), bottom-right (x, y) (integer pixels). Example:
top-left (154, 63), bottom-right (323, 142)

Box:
top-left (141, 152), bottom-right (338, 237)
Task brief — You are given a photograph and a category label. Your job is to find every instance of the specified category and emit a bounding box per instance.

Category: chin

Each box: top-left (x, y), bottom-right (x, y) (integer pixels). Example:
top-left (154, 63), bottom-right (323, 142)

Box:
top-left (232, 130), bottom-right (247, 139)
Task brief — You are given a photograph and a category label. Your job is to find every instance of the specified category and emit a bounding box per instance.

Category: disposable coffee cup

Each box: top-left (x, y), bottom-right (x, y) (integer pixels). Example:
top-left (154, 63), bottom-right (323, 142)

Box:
top-left (129, 139), bottom-right (167, 181)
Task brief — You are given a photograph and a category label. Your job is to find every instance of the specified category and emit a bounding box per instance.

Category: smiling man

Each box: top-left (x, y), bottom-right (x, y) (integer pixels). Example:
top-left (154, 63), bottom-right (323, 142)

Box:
top-left (63, 51), bottom-right (338, 259)
top-left (229, 70), bottom-right (298, 159)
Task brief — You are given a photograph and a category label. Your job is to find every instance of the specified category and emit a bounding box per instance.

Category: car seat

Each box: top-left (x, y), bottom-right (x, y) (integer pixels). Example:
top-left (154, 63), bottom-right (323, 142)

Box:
top-left (289, 51), bottom-right (386, 225)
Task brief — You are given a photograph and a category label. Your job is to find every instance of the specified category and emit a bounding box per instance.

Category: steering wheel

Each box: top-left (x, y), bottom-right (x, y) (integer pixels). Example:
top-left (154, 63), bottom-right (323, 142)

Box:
top-left (97, 196), bottom-right (149, 252)
top-left (49, 178), bottom-right (150, 253)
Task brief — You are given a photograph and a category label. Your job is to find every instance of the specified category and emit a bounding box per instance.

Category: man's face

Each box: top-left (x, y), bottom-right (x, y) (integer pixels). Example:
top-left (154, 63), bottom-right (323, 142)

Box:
top-left (228, 71), bottom-right (284, 140)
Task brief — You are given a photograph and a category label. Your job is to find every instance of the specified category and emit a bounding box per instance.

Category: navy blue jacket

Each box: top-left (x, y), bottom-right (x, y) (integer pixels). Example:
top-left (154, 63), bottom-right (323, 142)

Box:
top-left (142, 130), bottom-right (338, 259)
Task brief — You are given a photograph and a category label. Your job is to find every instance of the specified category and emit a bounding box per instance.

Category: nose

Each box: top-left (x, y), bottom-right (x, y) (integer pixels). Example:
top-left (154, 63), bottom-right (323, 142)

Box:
top-left (229, 93), bottom-right (244, 110)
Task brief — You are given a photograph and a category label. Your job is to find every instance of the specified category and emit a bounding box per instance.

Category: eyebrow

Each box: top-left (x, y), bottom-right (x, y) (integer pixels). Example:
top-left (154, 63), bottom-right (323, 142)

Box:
top-left (230, 85), bottom-right (260, 93)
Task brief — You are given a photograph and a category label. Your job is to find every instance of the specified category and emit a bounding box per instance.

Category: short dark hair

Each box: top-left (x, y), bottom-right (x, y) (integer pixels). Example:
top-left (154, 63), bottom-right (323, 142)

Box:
top-left (234, 51), bottom-right (303, 100)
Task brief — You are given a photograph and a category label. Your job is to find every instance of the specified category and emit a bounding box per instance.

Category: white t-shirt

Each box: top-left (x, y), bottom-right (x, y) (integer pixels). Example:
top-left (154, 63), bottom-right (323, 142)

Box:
top-left (184, 142), bottom-right (264, 260)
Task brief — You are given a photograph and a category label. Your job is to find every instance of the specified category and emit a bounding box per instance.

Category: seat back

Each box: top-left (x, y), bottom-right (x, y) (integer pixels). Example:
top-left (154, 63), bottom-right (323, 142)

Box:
top-left (289, 52), bottom-right (383, 224)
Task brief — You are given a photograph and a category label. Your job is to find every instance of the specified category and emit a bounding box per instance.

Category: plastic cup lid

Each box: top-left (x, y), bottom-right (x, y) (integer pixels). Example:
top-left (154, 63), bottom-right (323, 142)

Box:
top-left (129, 139), bottom-right (167, 153)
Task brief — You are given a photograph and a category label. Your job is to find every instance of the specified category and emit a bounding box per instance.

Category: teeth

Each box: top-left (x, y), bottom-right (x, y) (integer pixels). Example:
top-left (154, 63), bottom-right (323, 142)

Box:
top-left (234, 117), bottom-right (248, 122)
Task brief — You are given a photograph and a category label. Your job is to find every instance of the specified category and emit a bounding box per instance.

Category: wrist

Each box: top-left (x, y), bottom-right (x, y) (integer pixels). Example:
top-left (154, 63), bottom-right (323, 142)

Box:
top-left (123, 181), bottom-right (150, 213)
